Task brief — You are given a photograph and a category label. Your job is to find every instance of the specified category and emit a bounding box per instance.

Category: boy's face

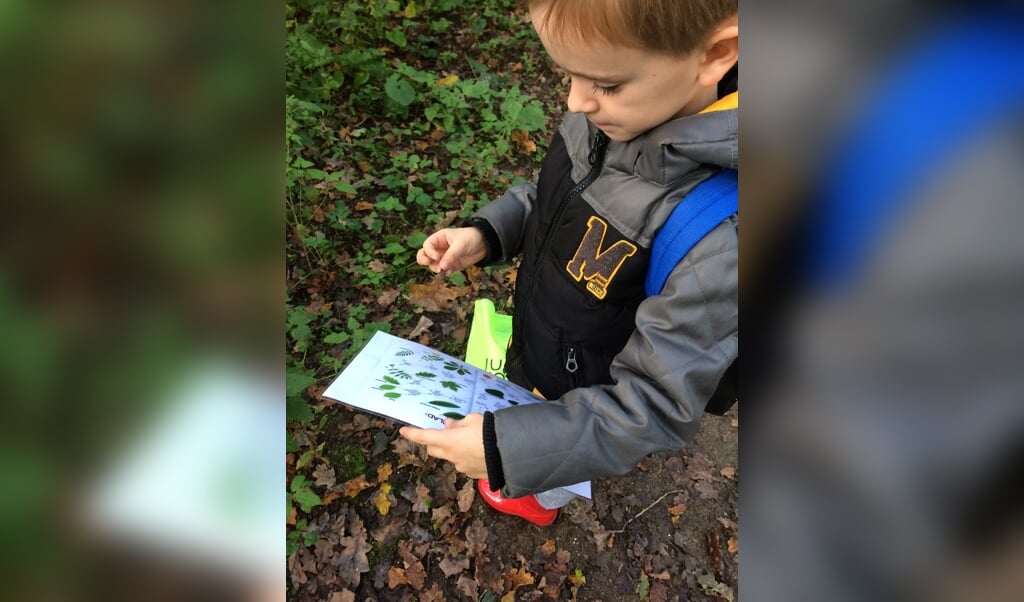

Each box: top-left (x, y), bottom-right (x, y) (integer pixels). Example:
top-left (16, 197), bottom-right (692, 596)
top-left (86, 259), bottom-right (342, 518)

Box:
top-left (531, 12), bottom-right (717, 142)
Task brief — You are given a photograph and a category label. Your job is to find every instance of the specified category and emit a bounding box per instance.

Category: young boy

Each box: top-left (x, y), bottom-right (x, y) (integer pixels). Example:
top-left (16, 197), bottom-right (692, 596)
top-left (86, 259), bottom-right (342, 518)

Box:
top-left (401, 0), bottom-right (738, 526)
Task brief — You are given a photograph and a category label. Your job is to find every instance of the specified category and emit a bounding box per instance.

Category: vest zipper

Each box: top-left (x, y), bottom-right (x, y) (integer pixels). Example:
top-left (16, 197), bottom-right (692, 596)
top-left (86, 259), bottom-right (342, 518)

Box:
top-left (565, 346), bottom-right (581, 387)
top-left (519, 131), bottom-right (610, 311)
top-left (512, 131), bottom-right (609, 390)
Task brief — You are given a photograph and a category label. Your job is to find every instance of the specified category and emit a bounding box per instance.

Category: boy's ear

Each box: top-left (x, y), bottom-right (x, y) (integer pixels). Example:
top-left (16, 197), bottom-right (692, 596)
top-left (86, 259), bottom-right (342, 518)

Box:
top-left (697, 15), bottom-right (739, 88)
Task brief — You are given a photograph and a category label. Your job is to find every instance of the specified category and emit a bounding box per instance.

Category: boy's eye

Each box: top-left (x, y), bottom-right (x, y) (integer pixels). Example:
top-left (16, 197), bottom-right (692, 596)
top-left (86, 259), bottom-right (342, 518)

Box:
top-left (592, 82), bottom-right (620, 95)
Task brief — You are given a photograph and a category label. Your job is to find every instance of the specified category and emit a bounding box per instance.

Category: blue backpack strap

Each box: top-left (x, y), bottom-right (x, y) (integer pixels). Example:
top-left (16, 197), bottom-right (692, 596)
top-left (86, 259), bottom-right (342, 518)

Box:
top-left (645, 169), bottom-right (738, 296)
top-left (810, 16), bottom-right (1024, 289)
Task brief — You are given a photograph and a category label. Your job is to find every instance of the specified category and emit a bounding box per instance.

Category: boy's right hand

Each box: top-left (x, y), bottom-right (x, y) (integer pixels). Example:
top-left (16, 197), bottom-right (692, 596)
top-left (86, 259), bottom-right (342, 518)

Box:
top-left (417, 227), bottom-right (488, 276)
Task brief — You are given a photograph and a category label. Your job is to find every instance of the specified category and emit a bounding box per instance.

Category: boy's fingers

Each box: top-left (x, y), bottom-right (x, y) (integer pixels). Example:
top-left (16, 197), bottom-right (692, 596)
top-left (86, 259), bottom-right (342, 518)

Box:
top-left (400, 426), bottom-right (440, 446)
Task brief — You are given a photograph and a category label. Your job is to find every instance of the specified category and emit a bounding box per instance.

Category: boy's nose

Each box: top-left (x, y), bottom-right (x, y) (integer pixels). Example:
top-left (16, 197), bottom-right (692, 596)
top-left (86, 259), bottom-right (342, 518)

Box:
top-left (566, 78), bottom-right (598, 114)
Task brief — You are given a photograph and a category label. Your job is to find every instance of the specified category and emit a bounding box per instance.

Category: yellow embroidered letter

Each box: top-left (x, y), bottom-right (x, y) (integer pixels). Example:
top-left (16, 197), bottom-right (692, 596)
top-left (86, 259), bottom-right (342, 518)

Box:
top-left (566, 216), bottom-right (638, 299)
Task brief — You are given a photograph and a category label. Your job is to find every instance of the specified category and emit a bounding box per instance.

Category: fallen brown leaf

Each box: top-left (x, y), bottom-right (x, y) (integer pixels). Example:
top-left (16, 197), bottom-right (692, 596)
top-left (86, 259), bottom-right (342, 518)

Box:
top-left (341, 475), bottom-right (372, 498)
top-left (376, 288), bottom-right (401, 308)
top-left (408, 482), bottom-right (431, 513)
top-left (419, 584), bottom-right (445, 602)
top-left (409, 315), bottom-right (434, 338)
top-left (313, 463), bottom-right (337, 488)
top-left (328, 590), bottom-right (355, 602)
top-left (376, 462), bottom-right (393, 483)
top-left (407, 278), bottom-right (471, 312)
top-left (439, 554), bottom-right (470, 578)
top-left (456, 574), bottom-right (479, 600)
top-left (505, 566), bottom-right (536, 589)
top-left (374, 483), bottom-right (393, 515)
top-left (387, 567), bottom-right (408, 589)
top-left (465, 518), bottom-right (488, 556)
top-left (457, 478), bottom-right (475, 513)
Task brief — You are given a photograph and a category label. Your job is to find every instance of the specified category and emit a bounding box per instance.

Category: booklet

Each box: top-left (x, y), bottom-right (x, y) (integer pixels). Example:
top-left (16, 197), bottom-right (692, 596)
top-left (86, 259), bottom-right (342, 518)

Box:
top-left (322, 330), bottom-right (591, 498)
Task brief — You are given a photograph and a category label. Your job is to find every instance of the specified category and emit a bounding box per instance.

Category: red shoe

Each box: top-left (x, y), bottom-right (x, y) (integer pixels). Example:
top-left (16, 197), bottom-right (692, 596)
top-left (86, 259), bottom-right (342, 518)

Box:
top-left (476, 479), bottom-right (558, 526)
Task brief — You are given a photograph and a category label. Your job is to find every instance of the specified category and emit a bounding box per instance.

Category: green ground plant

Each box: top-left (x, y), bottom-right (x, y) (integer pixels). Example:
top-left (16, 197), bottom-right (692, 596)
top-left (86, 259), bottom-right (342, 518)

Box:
top-left (285, 0), bottom-right (559, 553)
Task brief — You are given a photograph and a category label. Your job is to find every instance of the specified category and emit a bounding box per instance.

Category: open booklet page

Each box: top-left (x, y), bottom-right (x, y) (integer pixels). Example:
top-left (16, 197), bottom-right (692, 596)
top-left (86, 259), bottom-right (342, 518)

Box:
top-left (322, 331), bottom-right (591, 498)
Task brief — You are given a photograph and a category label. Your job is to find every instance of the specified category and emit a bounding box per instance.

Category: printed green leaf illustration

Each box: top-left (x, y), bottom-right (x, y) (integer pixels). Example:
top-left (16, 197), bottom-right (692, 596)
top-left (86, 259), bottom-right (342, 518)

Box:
top-left (387, 367), bottom-right (412, 379)
top-left (508, 400), bottom-right (519, 406)
top-left (382, 375), bottom-right (399, 385)
top-left (442, 360), bottom-right (470, 375)
top-left (384, 392), bottom-right (402, 399)
top-left (415, 371), bottom-right (437, 378)
top-left (395, 349), bottom-right (414, 357)
top-left (440, 380), bottom-right (461, 391)
top-left (428, 400), bottom-right (461, 408)
top-left (423, 353), bottom-right (444, 362)
top-left (377, 384), bottom-right (396, 390)
top-left (442, 412), bottom-right (466, 420)
top-left (484, 388), bottom-right (505, 399)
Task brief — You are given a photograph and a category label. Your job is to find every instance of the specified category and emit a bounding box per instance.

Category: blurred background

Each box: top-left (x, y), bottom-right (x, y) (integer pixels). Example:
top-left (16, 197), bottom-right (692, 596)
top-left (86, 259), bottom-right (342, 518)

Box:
top-left (741, 1), bottom-right (1024, 601)
top-left (2, 0), bottom-right (1022, 600)
top-left (0, 1), bottom-right (283, 600)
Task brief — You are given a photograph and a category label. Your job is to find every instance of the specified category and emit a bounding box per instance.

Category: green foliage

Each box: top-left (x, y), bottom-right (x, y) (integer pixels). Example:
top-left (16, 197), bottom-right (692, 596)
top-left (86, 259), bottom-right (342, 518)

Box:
top-left (290, 474), bottom-right (322, 513)
top-left (329, 445), bottom-right (368, 481)
top-left (285, 0), bottom-right (563, 560)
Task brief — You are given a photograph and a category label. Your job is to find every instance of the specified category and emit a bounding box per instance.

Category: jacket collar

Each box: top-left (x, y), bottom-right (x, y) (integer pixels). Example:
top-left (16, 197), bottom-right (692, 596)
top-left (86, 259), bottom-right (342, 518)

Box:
top-left (601, 91), bottom-right (739, 185)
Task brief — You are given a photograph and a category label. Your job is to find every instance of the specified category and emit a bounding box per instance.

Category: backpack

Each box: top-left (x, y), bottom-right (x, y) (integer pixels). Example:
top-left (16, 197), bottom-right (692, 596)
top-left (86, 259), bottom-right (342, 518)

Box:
top-left (645, 169), bottom-right (738, 416)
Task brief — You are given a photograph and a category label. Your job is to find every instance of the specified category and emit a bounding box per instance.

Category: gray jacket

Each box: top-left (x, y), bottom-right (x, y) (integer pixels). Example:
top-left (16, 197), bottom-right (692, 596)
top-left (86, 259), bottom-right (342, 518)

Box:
top-left (474, 102), bottom-right (738, 497)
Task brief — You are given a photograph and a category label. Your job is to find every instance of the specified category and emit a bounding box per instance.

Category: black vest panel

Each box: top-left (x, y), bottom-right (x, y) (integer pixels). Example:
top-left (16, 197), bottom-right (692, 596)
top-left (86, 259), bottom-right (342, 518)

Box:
top-left (507, 132), bottom-right (651, 399)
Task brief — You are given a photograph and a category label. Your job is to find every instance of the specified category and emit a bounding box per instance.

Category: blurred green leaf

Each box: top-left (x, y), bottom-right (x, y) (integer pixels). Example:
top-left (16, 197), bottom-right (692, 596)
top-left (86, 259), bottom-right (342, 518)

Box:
top-left (385, 73), bottom-right (415, 106)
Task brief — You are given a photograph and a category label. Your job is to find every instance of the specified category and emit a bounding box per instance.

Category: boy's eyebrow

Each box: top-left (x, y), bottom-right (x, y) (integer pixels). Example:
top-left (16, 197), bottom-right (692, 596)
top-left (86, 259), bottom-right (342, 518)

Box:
top-left (558, 66), bottom-right (623, 82)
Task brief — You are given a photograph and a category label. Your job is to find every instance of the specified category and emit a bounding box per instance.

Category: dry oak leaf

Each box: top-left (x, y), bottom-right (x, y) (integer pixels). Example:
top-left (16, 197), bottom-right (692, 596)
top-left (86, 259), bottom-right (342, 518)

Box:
top-left (407, 279), bottom-right (471, 312)
top-left (668, 503), bottom-right (687, 524)
top-left (504, 567), bottom-right (536, 590)
top-left (313, 463), bottom-right (337, 488)
top-left (457, 478), bottom-right (476, 513)
top-left (541, 539), bottom-right (557, 556)
top-left (341, 475), bottom-right (373, 498)
top-left (328, 591), bottom-right (356, 602)
top-left (377, 462), bottom-right (393, 483)
top-left (388, 567), bottom-right (408, 589)
top-left (354, 201), bottom-right (374, 212)
top-left (391, 437), bottom-right (425, 468)
top-left (419, 584), bottom-right (445, 602)
top-left (376, 287), bottom-right (401, 308)
top-left (465, 518), bottom-right (489, 556)
top-left (439, 554), bottom-right (470, 578)
top-left (697, 571), bottom-right (735, 602)
top-left (409, 482), bottom-right (432, 513)
top-left (456, 574), bottom-right (479, 600)
top-left (404, 560), bottom-right (426, 590)
top-left (409, 315), bottom-right (434, 339)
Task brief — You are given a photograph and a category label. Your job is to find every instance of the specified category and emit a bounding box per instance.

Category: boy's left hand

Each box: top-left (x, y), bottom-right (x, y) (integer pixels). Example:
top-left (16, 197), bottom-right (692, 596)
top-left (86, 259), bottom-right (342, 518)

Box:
top-left (399, 414), bottom-right (487, 479)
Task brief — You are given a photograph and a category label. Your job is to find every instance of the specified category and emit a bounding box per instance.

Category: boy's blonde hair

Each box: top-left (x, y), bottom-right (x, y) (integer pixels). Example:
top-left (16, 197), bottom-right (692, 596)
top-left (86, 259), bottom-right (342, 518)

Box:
top-left (529, 0), bottom-right (737, 56)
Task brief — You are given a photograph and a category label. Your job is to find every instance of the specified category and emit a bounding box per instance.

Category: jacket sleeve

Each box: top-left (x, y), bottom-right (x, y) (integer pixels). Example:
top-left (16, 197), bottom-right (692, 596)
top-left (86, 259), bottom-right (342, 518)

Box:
top-left (492, 217), bottom-right (738, 497)
top-left (471, 181), bottom-right (536, 264)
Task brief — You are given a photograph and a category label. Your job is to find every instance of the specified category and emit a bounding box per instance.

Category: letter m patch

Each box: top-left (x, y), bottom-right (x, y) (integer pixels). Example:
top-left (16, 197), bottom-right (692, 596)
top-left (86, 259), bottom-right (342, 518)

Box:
top-left (565, 216), bottom-right (638, 299)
